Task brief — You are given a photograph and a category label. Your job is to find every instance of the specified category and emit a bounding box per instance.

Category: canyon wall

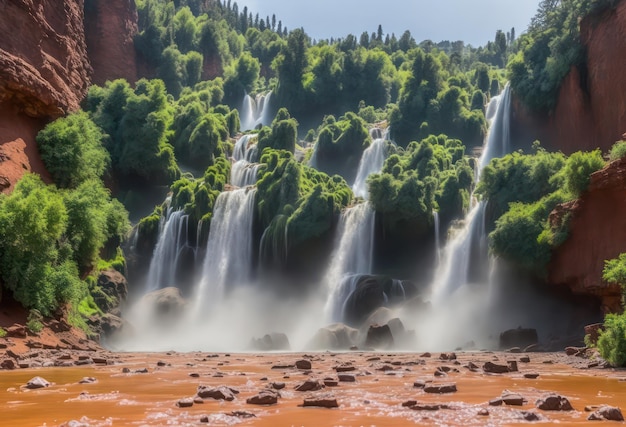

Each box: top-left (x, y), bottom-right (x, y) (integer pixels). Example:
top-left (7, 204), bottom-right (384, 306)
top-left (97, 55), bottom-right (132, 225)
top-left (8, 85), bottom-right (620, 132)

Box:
top-left (0, 0), bottom-right (140, 193)
top-left (548, 158), bottom-right (626, 314)
top-left (512, 1), bottom-right (626, 154)
top-left (84, 0), bottom-right (139, 86)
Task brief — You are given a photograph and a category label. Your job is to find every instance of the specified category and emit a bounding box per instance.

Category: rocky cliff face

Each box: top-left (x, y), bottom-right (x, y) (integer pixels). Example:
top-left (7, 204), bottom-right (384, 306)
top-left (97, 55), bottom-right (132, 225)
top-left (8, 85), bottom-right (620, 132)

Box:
top-left (0, 0), bottom-right (140, 193)
top-left (511, 0), bottom-right (626, 154)
top-left (0, 0), bottom-right (92, 191)
top-left (548, 158), bottom-right (626, 314)
top-left (84, 0), bottom-right (138, 86)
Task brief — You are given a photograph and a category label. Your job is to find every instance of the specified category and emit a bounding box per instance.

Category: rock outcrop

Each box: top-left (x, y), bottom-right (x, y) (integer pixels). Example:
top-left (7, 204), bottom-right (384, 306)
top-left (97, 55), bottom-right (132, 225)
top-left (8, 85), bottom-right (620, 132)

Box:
top-left (0, 0), bottom-right (92, 117)
top-left (511, 1), bottom-right (626, 154)
top-left (548, 158), bottom-right (626, 313)
top-left (0, 0), bottom-right (91, 192)
top-left (84, 0), bottom-right (138, 85)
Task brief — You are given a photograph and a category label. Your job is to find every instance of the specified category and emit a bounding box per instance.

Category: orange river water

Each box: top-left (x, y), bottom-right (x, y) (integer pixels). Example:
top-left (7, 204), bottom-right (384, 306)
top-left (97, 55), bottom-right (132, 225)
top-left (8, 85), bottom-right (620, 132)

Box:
top-left (1, 352), bottom-right (625, 426)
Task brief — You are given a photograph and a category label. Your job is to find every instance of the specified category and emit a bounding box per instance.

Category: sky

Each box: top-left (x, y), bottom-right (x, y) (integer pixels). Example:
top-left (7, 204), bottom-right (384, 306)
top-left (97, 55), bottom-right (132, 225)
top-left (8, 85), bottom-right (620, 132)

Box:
top-left (231, 0), bottom-right (541, 47)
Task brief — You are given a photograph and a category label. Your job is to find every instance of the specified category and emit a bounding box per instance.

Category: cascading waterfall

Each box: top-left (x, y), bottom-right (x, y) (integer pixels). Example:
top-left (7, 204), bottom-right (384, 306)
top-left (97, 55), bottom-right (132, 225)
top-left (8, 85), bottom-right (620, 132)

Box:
top-left (231, 134), bottom-right (261, 188)
top-left (240, 91), bottom-right (273, 131)
top-left (433, 211), bottom-right (441, 264)
top-left (145, 209), bottom-right (190, 292)
top-left (429, 83), bottom-right (512, 303)
top-left (323, 202), bottom-right (376, 321)
top-left (352, 129), bottom-right (389, 199)
top-left (194, 188), bottom-right (257, 309)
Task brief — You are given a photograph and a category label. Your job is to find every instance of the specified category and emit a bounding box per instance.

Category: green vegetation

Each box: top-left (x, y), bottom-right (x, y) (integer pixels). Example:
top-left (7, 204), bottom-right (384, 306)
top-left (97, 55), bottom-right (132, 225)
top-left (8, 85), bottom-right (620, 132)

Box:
top-left (37, 112), bottom-right (109, 189)
top-left (597, 313), bottom-right (626, 367)
top-left (508, 0), bottom-right (621, 112)
top-left (609, 140), bottom-right (626, 162)
top-left (26, 309), bottom-right (44, 334)
top-left (368, 134), bottom-right (473, 232)
top-left (0, 327), bottom-right (6, 338)
top-left (476, 147), bottom-right (605, 274)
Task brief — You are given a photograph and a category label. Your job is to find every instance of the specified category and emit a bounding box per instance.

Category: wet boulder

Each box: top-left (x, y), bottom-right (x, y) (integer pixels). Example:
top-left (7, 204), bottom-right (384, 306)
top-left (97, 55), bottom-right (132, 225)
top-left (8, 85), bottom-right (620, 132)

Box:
top-left (302, 393), bottom-right (338, 408)
top-left (25, 376), bottom-right (50, 389)
top-left (246, 389), bottom-right (279, 405)
top-left (197, 385), bottom-right (238, 401)
top-left (138, 287), bottom-right (188, 327)
top-left (536, 394), bottom-right (573, 411)
top-left (364, 324), bottom-right (394, 349)
top-left (587, 405), bottom-right (624, 421)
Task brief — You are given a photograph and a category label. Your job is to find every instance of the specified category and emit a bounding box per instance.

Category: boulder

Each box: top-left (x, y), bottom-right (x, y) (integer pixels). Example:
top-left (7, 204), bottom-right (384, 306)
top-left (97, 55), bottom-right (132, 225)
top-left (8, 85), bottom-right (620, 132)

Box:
top-left (483, 362), bottom-right (510, 374)
top-left (246, 389), bottom-right (279, 405)
top-left (501, 391), bottom-right (525, 406)
top-left (95, 269), bottom-right (128, 312)
top-left (295, 379), bottom-right (325, 392)
top-left (499, 327), bottom-right (538, 349)
top-left (302, 394), bottom-right (338, 408)
top-left (424, 383), bottom-right (457, 394)
top-left (364, 324), bottom-right (394, 349)
top-left (307, 323), bottom-right (359, 350)
top-left (177, 398), bottom-right (194, 408)
top-left (295, 359), bottom-right (311, 370)
top-left (536, 394), bottom-right (573, 411)
top-left (196, 386), bottom-right (238, 401)
top-left (25, 376), bottom-right (50, 389)
top-left (587, 405), bottom-right (624, 421)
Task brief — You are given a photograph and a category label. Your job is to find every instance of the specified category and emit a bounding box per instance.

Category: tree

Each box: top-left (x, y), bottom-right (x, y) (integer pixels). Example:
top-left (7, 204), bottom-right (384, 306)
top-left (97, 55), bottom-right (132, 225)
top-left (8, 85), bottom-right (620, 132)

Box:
top-left (37, 112), bottom-right (109, 189)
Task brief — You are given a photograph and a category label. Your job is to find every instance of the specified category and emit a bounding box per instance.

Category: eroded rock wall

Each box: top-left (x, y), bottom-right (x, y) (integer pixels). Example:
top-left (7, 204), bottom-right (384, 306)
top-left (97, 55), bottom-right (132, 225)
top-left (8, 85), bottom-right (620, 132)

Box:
top-left (512, 0), bottom-right (626, 154)
top-left (548, 158), bottom-right (626, 313)
top-left (84, 0), bottom-right (138, 86)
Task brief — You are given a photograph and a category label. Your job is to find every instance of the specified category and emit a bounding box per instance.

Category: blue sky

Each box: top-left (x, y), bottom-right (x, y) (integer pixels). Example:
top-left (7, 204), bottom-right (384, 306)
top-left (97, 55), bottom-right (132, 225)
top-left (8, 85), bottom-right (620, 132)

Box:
top-left (232, 0), bottom-right (541, 46)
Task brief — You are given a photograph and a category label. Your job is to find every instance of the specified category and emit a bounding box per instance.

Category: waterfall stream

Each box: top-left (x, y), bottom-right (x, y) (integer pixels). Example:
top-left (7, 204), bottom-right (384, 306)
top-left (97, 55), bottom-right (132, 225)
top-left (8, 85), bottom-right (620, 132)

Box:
top-left (323, 202), bottom-right (376, 321)
top-left (352, 129), bottom-right (389, 199)
top-left (194, 188), bottom-right (257, 309)
top-left (240, 91), bottom-right (273, 131)
top-left (429, 84), bottom-right (512, 303)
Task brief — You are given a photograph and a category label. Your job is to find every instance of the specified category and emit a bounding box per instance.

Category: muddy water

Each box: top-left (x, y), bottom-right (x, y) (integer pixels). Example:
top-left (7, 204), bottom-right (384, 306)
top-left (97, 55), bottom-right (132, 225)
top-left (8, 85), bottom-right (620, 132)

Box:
top-left (1, 352), bottom-right (625, 426)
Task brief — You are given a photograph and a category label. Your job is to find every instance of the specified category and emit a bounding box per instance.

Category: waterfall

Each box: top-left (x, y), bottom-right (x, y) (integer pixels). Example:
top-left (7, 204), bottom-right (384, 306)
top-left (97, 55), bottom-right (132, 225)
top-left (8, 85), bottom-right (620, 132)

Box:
top-left (433, 211), bottom-right (441, 264)
top-left (231, 134), bottom-right (261, 187)
top-left (146, 209), bottom-right (190, 292)
top-left (195, 188), bottom-right (257, 308)
top-left (240, 91), bottom-right (273, 131)
top-left (430, 84), bottom-right (512, 303)
top-left (323, 203), bottom-right (376, 321)
top-left (352, 129), bottom-right (389, 199)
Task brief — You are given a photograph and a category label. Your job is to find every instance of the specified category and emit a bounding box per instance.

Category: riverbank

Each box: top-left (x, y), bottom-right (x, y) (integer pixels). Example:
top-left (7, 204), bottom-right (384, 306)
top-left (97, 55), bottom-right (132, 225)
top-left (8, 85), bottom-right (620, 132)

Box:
top-left (1, 348), bottom-right (624, 426)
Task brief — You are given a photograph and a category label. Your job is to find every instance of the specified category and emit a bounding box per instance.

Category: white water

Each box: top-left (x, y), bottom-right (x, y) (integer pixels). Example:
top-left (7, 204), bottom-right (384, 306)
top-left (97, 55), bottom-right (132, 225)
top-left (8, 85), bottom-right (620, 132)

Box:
top-left (194, 188), bottom-right (257, 309)
top-left (145, 209), bottom-right (190, 292)
top-left (429, 84), bottom-right (511, 304)
top-left (231, 134), bottom-right (261, 187)
top-left (433, 211), bottom-right (441, 265)
top-left (240, 91), bottom-right (273, 131)
top-left (352, 129), bottom-right (388, 199)
top-left (323, 203), bottom-right (376, 321)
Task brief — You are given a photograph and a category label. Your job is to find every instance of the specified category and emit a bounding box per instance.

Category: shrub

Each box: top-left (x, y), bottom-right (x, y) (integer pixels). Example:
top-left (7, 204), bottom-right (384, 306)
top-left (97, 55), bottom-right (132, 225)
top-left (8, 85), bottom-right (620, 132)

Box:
top-left (597, 313), bottom-right (626, 367)
top-left (26, 309), bottom-right (44, 334)
top-left (609, 140), bottom-right (626, 162)
top-left (0, 327), bottom-right (6, 338)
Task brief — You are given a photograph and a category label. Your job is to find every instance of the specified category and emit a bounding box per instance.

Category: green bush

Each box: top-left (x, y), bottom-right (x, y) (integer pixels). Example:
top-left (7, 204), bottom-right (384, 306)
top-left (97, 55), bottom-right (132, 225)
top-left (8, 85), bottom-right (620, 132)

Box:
top-left (37, 111), bottom-right (109, 189)
top-left (609, 140), bottom-right (626, 162)
top-left (597, 313), bottom-right (626, 367)
top-left (26, 309), bottom-right (44, 334)
top-left (0, 327), bottom-right (6, 338)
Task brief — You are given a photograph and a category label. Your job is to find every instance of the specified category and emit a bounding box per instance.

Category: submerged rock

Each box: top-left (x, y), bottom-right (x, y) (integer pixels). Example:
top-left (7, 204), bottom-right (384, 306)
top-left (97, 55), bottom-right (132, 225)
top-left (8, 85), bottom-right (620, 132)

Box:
top-left (302, 394), bottom-right (338, 408)
top-left (246, 389), bottom-right (279, 405)
top-left (196, 385), bottom-right (238, 401)
top-left (587, 405), bottom-right (624, 421)
top-left (25, 376), bottom-right (50, 389)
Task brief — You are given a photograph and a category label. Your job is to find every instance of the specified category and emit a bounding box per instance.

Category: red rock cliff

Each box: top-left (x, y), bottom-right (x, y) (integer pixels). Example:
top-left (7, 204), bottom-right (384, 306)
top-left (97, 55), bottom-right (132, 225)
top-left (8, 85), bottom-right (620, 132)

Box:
top-left (0, 0), bottom-right (92, 191)
top-left (548, 158), bottom-right (626, 313)
top-left (84, 0), bottom-right (138, 86)
top-left (512, 0), bottom-right (626, 154)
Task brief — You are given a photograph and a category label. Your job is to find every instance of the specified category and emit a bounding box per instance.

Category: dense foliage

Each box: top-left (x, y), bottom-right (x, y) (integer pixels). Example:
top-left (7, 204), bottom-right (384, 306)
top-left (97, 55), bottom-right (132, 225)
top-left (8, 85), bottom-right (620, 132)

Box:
top-left (0, 175), bottom-right (129, 316)
top-left (508, 0), bottom-right (621, 112)
top-left (37, 112), bottom-right (109, 189)
top-left (597, 313), bottom-right (626, 367)
top-left (476, 147), bottom-right (605, 274)
top-left (368, 134), bottom-right (473, 232)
